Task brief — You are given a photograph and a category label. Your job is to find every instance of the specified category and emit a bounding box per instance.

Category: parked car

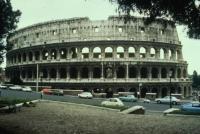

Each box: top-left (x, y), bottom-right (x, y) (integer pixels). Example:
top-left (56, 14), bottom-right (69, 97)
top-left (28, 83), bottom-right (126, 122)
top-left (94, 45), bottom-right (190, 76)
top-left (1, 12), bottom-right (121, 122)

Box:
top-left (22, 86), bottom-right (32, 92)
top-left (78, 92), bottom-right (93, 99)
top-left (9, 85), bottom-right (23, 91)
top-left (155, 96), bottom-right (181, 105)
top-left (0, 85), bottom-right (7, 90)
top-left (41, 89), bottom-right (64, 96)
top-left (101, 98), bottom-right (124, 107)
top-left (143, 98), bottom-right (151, 103)
top-left (181, 101), bottom-right (200, 113)
top-left (119, 95), bottom-right (137, 102)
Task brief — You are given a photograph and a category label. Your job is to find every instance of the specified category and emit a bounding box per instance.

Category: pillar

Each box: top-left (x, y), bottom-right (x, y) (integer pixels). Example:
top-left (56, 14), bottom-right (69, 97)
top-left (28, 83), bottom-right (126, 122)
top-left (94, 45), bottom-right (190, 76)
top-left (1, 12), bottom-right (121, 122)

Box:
top-left (126, 64), bottom-right (129, 79)
top-left (101, 63), bottom-right (104, 79)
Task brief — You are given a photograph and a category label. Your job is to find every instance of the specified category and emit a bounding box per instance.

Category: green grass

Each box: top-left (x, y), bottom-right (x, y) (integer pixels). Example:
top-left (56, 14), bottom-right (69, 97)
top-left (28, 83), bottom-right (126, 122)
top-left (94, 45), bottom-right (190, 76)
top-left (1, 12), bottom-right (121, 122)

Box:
top-left (0, 97), bottom-right (31, 108)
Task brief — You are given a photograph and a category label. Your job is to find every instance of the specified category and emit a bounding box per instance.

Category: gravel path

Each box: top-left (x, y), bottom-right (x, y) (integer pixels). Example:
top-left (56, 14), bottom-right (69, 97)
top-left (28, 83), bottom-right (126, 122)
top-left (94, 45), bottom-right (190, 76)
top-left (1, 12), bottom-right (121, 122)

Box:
top-left (0, 100), bottom-right (200, 134)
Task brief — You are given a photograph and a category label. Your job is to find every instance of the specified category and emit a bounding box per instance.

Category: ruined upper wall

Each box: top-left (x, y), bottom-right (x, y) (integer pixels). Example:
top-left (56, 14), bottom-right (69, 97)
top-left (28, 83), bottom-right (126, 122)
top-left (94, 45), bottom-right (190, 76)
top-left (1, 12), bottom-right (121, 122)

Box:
top-left (8, 16), bottom-right (180, 50)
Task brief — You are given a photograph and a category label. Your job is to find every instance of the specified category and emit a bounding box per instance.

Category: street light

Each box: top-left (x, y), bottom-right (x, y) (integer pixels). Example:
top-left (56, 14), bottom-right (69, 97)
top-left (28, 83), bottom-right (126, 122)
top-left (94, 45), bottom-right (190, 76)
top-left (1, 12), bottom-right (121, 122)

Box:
top-left (169, 70), bottom-right (173, 108)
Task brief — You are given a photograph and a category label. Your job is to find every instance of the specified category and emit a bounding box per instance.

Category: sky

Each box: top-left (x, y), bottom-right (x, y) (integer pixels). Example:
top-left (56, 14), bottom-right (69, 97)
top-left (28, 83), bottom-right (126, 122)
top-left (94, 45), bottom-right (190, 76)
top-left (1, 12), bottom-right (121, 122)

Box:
top-left (8, 0), bottom-right (200, 75)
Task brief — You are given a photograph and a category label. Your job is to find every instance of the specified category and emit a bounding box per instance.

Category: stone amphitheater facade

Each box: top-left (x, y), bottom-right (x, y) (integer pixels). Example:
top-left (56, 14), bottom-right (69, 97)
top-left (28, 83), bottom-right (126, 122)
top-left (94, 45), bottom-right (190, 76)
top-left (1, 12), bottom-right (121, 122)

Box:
top-left (6, 16), bottom-right (191, 98)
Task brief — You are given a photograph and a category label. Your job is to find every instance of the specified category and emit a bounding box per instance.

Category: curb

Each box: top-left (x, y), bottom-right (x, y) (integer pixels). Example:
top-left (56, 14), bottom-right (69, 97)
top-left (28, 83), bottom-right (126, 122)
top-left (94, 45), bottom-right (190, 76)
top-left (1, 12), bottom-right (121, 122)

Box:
top-left (164, 113), bottom-right (200, 118)
top-left (40, 99), bottom-right (120, 112)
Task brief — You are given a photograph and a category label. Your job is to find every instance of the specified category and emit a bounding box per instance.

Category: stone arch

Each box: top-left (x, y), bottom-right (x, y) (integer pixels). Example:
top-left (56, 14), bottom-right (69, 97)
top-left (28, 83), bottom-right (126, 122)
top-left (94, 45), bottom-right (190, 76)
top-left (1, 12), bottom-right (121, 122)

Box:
top-left (50, 68), bottom-right (56, 78)
top-left (105, 47), bottom-right (113, 58)
top-left (81, 47), bottom-right (89, 59)
top-left (140, 47), bottom-right (146, 58)
top-left (117, 66), bottom-right (125, 78)
top-left (93, 47), bottom-right (101, 58)
top-left (70, 47), bottom-right (77, 58)
top-left (60, 48), bottom-right (66, 59)
top-left (128, 47), bottom-right (135, 57)
top-left (129, 66), bottom-right (137, 78)
top-left (161, 68), bottom-right (167, 78)
top-left (59, 68), bottom-right (66, 78)
top-left (117, 46), bottom-right (124, 58)
top-left (160, 48), bottom-right (165, 59)
top-left (81, 67), bottom-right (89, 78)
top-left (150, 47), bottom-right (156, 58)
top-left (141, 67), bottom-right (148, 78)
top-left (42, 50), bottom-right (48, 60)
top-left (152, 67), bottom-right (159, 78)
top-left (93, 67), bottom-right (101, 78)
top-left (70, 67), bottom-right (78, 79)
top-left (183, 69), bottom-right (187, 78)
top-left (23, 53), bottom-right (26, 62)
top-left (51, 49), bottom-right (57, 60)
top-left (177, 68), bottom-right (181, 78)
top-left (28, 52), bottom-right (33, 61)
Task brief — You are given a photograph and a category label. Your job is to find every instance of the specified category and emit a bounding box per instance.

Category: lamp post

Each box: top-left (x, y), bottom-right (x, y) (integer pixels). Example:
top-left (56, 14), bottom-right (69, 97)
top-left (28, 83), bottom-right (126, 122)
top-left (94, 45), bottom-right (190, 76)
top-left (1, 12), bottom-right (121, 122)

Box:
top-left (169, 70), bottom-right (173, 108)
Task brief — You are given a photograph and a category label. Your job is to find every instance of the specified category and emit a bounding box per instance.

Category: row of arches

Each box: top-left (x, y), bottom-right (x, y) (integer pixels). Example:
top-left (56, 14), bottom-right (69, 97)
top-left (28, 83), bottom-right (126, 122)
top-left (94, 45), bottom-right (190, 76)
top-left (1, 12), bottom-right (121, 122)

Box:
top-left (8, 45), bottom-right (183, 65)
top-left (20, 65), bottom-right (187, 79)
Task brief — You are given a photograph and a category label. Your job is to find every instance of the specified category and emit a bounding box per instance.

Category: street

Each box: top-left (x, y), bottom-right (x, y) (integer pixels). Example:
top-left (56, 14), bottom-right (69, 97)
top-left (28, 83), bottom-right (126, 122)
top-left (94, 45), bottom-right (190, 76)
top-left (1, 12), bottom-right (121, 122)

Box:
top-left (0, 89), bottom-right (184, 112)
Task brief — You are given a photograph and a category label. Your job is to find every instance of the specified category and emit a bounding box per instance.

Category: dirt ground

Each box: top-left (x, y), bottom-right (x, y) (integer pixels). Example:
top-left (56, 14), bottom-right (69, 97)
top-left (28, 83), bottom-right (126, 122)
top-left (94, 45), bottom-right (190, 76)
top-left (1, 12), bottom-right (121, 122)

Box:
top-left (0, 100), bottom-right (200, 134)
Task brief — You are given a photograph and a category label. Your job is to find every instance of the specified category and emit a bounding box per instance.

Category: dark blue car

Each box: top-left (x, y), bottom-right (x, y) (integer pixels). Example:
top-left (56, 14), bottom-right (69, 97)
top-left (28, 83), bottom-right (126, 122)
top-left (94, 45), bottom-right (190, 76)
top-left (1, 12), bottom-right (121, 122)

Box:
top-left (181, 102), bottom-right (200, 113)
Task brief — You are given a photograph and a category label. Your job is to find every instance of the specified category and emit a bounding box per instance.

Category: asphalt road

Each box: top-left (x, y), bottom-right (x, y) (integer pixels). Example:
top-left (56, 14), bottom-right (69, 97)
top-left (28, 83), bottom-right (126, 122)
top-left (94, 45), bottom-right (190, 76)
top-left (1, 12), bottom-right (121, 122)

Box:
top-left (0, 89), bottom-right (185, 112)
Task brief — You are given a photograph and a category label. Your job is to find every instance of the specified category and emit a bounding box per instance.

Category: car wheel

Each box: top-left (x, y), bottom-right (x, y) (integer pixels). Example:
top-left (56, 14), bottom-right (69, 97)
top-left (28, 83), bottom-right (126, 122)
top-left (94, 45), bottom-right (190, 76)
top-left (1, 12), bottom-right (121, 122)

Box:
top-left (157, 100), bottom-right (161, 104)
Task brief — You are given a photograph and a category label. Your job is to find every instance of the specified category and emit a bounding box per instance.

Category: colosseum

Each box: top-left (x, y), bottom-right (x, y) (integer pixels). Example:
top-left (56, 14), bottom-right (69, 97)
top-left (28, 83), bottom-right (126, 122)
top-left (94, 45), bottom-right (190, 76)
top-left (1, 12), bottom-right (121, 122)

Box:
top-left (6, 16), bottom-right (191, 98)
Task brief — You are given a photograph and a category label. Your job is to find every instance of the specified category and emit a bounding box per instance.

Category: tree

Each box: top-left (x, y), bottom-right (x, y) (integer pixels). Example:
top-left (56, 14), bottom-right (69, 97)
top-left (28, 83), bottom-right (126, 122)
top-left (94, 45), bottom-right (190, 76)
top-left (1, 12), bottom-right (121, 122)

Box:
top-left (110, 0), bottom-right (200, 39)
top-left (0, 0), bottom-right (21, 63)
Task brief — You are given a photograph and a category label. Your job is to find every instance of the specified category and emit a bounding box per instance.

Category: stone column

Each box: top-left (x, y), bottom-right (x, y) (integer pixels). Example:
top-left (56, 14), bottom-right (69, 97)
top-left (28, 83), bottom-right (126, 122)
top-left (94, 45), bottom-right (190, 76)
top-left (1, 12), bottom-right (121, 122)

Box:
top-left (67, 48), bottom-right (70, 59)
top-left (155, 49), bottom-right (160, 59)
top-left (89, 47), bottom-right (93, 59)
top-left (158, 67), bottom-right (161, 79)
top-left (148, 67), bottom-right (152, 80)
top-left (113, 47), bottom-right (117, 58)
top-left (39, 50), bottom-right (43, 61)
top-left (135, 47), bottom-right (140, 59)
top-left (164, 49), bottom-right (169, 60)
top-left (56, 67), bottom-right (60, 80)
top-left (77, 68), bottom-right (81, 80)
top-left (137, 66), bottom-right (141, 79)
top-left (56, 49), bottom-right (60, 61)
top-left (89, 67), bottom-right (93, 80)
top-left (101, 63), bottom-right (104, 79)
top-left (66, 66), bottom-right (70, 80)
top-left (101, 47), bottom-right (105, 58)
top-left (47, 50), bottom-right (51, 61)
top-left (32, 51), bottom-right (35, 62)
top-left (126, 64), bottom-right (129, 79)
top-left (113, 66), bottom-right (117, 79)
top-left (146, 47), bottom-right (150, 59)
top-left (124, 47), bottom-right (128, 59)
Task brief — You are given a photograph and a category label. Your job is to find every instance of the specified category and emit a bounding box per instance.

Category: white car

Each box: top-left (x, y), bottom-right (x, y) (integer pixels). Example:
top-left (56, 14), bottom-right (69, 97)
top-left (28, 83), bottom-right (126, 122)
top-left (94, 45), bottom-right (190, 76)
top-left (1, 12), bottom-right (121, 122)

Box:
top-left (155, 96), bottom-right (181, 105)
top-left (22, 86), bottom-right (32, 92)
top-left (78, 92), bottom-right (93, 99)
top-left (101, 98), bottom-right (124, 107)
top-left (9, 85), bottom-right (23, 91)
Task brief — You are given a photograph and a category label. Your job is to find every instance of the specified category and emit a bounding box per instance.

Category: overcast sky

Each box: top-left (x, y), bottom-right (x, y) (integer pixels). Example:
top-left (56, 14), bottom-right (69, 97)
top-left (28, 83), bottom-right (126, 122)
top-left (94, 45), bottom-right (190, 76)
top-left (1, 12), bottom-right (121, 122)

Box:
top-left (9, 0), bottom-right (200, 74)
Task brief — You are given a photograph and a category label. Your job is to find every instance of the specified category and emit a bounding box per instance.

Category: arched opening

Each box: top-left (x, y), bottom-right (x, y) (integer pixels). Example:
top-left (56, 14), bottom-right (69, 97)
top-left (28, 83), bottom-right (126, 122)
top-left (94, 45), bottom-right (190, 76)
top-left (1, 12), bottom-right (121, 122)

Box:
top-left (161, 88), bottom-right (167, 97)
top-left (170, 68), bottom-right (175, 78)
top-left (117, 88), bottom-right (125, 92)
top-left (150, 48), bottom-right (156, 58)
top-left (160, 48), bottom-right (165, 59)
top-left (60, 48), bottom-right (66, 59)
top-left (152, 67), bottom-right (158, 78)
top-left (141, 87), bottom-right (147, 98)
top-left (140, 47), bottom-right (146, 58)
top-left (81, 47), bottom-right (89, 59)
top-left (93, 47), bottom-right (101, 58)
top-left (184, 87), bottom-right (187, 97)
top-left (177, 68), bottom-right (181, 78)
top-left (93, 67), bottom-right (101, 78)
top-left (18, 54), bottom-right (21, 63)
top-left (70, 67), bottom-right (77, 79)
top-left (27, 69), bottom-right (32, 78)
top-left (70, 47), bottom-right (77, 58)
top-left (141, 67), bottom-right (148, 78)
top-left (105, 47), bottom-right (113, 58)
top-left (81, 67), bottom-right (89, 78)
top-left (42, 69), bottom-right (48, 78)
top-left (128, 47), bottom-right (135, 57)
top-left (42, 50), bottom-right (48, 60)
top-left (23, 53), bottom-right (26, 62)
top-left (22, 70), bottom-right (26, 79)
top-left (28, 52), bottom-right (33, 61)
top-left (171, 87), bottom-right (175, 94)
top-left (117, 46), bottom-right (124, 58)
top-left (35, 51), bottom-right (40, 61)
top-left (51, 49), bottom-right (57, 60)
top-left (117, 66), bottom-right (125, 78)
top-left (50, 68), bottom-right (56, 78)
top-left (183, 69), bottom-right (187, 78)
top-left (177, 87), bottom-right (182, 94)
top-left (59, 68), bottom-right (66, 78)
top-left (152, 88), bottom-right (158, 97)
top-left (161, 68), bottom-right (167, 78)
top-left (129, 66), bottom-right (137, 78)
